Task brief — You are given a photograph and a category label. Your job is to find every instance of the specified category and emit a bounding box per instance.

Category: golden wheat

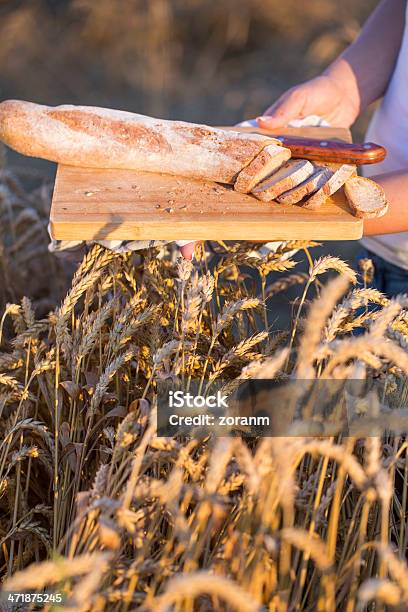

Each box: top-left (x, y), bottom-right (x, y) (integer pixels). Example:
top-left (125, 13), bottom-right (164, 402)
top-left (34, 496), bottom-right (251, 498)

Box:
top-left (1, 173), bottom-right (408, 610)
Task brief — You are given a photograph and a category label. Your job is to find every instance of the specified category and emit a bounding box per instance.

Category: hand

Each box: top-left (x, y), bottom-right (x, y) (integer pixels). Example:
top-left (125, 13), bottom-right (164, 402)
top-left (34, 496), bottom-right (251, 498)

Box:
top-left (180, 75), bottom-right (357, 260)
top-left (179, 241), bottom-right (197, 259)
top-left (257, 74), bottom-right (360, 130)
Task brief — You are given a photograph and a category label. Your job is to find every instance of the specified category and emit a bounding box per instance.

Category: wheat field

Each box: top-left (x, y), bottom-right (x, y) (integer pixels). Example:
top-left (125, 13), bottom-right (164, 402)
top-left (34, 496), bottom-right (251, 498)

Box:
top-left (0, 170), bottom-right (408, 610)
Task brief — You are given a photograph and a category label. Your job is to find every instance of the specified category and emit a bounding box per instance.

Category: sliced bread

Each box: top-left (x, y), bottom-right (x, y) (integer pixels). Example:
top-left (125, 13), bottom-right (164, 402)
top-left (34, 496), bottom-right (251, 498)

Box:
top-left (344, 176), bottom-right (388, 218)
top-left (234, 144), bottom-right (291, 193)
top-left (251, 159), bottom-right (315, 202)
top-left (277, 167), bottom-right (333, 205)
top-left (302, 164), bottom-right (355, 210)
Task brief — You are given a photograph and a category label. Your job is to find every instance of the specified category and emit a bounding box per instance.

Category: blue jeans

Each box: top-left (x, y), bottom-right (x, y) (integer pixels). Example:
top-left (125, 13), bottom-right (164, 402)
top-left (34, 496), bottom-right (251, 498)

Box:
top-left (356, 248), bottom-right (408, 297)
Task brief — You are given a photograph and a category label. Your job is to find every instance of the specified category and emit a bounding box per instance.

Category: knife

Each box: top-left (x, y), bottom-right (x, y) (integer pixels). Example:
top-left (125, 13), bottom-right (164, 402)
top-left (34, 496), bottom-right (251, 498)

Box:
top-left (226, 123), bottom-right (387, 165)
top-left (271, 135), bottom-right (386, 165)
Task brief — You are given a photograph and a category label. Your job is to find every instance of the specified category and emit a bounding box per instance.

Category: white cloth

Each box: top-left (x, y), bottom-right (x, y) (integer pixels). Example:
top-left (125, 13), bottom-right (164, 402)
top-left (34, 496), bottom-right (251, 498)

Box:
top-left (361, 3), bottom-right (408, 270)
top-left (238, 115), bottom-right (330, 129)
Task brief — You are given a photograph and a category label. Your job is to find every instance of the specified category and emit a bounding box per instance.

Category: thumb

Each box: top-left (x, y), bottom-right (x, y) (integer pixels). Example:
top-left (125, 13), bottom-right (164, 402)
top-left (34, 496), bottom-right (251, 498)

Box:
top-left (179, 241), bottom-right (197, 260)
top-left (257, 90), bottom-right (305, 129)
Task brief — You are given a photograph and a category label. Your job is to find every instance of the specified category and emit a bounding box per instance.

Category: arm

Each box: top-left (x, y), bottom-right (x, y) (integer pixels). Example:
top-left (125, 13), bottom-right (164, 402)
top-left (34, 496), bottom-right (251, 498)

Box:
top-left (325, 0), bottom-right (406, 114)
top-left (258, 0), bottom-right (406, 129)
top-left (364, 170), bottom-right (408, 234)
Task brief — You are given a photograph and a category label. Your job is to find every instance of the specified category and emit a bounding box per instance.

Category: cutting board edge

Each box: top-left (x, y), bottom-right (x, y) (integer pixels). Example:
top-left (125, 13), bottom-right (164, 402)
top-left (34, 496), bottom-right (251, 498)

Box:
top-left (48, 218), bottom-right (363, 242)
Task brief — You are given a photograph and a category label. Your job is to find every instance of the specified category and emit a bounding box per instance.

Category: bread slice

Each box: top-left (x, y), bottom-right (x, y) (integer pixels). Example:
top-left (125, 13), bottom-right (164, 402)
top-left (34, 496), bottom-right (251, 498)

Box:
top-left (344, 176), bottom-right (388, 218)
top-left (251, 159), bottom-right (315, 202)
top-left (302, 164), bottom-right (355, 211)
top-left (234, 144), bottom-right (291, 194)
top-left (277, 167), bottom-right (333, 205)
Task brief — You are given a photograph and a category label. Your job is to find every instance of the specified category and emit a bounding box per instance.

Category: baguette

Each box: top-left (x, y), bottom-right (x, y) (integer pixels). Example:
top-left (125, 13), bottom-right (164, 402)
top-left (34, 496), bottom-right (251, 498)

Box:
top-left (302, 164), bottom-right (355, 210)
top-left (277, 167), bottom-right (333, 205)
top-left (234, 144), bottom-right (291, 193)
top-left (344, 176), bottom-right (388, 218)
top-left (251, 159), bottom-right (315, 202)
top-left (0, 100), bottom-right (278, 184)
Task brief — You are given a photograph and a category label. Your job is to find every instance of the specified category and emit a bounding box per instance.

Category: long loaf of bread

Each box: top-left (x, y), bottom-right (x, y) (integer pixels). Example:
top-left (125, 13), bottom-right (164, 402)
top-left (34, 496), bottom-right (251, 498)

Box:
top-left (0, 100), bottom-right (283, 184)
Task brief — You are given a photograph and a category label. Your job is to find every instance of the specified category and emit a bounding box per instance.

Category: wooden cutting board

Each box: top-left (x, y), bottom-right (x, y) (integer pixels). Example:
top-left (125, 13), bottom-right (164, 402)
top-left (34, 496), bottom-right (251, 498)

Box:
top-left (49, 126), bottom-right (363, 241)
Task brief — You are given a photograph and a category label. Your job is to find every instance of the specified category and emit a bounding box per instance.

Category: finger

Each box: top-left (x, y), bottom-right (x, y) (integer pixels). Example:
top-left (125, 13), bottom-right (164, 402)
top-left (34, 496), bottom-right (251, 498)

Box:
top-left (180, 241), bottom-right (197, 260)
top-left (257, 114), bottom-right (290, 129)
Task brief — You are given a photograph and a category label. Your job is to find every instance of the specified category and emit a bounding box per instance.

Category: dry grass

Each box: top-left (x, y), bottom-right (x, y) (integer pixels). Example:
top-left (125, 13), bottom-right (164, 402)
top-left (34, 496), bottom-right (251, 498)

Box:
top-left (0, 168), bottom-right (71, 314)
top-left (0, 170), bottom-right (408, 610)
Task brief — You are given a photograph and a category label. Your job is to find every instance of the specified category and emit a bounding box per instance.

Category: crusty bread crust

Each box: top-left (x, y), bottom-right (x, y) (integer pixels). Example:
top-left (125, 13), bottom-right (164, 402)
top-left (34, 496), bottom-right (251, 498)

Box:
top-left (251, 159), bottom-right (314, 202)
top-left (234, 144), bottom-right (291, 194)
top-left (0, 100), bottom-right (277, 184)
top-left (344, 176), bottom-right (388, 218)
top-left (277, 167), bottom-right (332, 205)
top-left (302, 164), bottom-right (355, 210)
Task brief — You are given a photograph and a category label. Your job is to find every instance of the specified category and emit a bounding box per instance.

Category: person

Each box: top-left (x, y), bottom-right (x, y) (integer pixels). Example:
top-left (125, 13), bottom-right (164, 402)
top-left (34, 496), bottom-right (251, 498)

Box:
top-left (255, 0), bottom-right (408, 296)
top-left (182, 0), bottom-right (408, 274)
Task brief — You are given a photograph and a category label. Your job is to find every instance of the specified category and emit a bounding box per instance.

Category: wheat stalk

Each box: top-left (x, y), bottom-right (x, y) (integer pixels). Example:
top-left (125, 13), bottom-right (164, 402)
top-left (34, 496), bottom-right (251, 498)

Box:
top-left (296, 275), bottom-right (350, 378)
top-left (154, 571), bottom-right (261, 612)
top-left (4, 553), bottom-right (111, 591)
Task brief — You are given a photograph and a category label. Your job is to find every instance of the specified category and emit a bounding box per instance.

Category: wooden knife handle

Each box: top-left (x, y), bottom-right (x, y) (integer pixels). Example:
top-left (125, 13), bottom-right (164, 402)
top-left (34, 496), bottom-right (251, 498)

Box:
top-left (276, 136), bottom-right (386, 165)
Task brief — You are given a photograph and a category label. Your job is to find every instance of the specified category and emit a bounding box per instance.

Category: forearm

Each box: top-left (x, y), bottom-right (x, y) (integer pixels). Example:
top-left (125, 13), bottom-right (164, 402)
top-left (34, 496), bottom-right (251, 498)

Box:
top-left (363, 169), bottom-right (408, 235)
top-left (324, 0), bottom-right (406, 114)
